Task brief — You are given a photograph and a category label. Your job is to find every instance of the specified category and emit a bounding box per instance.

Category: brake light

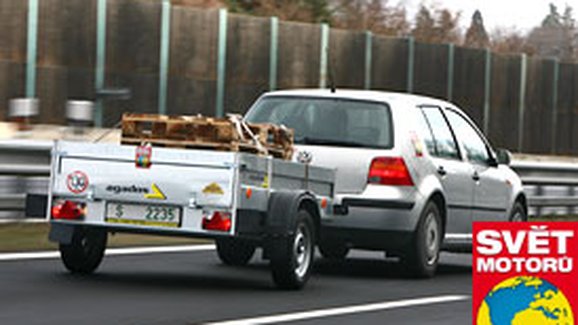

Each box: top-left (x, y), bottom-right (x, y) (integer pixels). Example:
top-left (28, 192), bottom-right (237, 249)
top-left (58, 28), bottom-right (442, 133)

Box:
top-left (51, 200), bottom-right (86, 220)
top-left (367, 157), bottom-right (414, 186)
top-left (202, 211), bottom-right (232, 232)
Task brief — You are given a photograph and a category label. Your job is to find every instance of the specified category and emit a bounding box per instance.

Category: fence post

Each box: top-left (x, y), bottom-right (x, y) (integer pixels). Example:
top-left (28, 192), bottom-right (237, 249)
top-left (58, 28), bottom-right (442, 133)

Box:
top-left (215, 8), bottom-right (228, 118)
top-left (517, 53), bottom-right (527, 152)
top-left (406, 36), bottom-right (414, 93)
top-left (269, 17), bottom-right (279, 91)
top-left (446, 43), bottom-right (454, 101)
top-left (364, 31), bottom-right (372, 90)
top-left (94, 0), bottom-right (107, 127)
top-left (26, 0), bottom-right (39, 98)
top-left (319, 23), bottom-right (330, 89)
top-left (157, 0), bottom-right (171, 115)
top-left (483, 48), bottom-right (492, 134)
top-left (551, 59), bottom-right (560, 154)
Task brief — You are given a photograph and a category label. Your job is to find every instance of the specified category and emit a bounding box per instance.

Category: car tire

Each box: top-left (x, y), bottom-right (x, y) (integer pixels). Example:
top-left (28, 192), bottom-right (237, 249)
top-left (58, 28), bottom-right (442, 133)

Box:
top-left (216, 238), bottom-right (256, 266)
top-left (269, 210), bottom-right (315, 290)
top-left (318, 241), bottom-right (349, 260)
top-left (59, 227), bottom-right (107, 274)
top-left (509, 201), bottom-right (527, 222)
top-left (402, 201), bottom-right (442, 278)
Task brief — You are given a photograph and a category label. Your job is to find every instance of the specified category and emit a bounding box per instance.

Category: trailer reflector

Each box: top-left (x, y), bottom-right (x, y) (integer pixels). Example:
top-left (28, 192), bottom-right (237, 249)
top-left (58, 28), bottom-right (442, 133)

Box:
top-left (202, 211), bottom-right (232, 232)
top-left (51, 200), bottom-right (86, 220)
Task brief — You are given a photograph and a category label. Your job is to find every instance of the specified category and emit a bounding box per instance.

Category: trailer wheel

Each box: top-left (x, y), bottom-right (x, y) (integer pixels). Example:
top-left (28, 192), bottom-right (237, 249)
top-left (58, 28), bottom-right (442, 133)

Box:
top-left (269, 210), bottom-right (315, 290)
top-left (216, 238), bottom-right (256, 266)
top-left (402, 201), bottom-right (441, 278)
top-left (59, 227), bottom-right (107, 274)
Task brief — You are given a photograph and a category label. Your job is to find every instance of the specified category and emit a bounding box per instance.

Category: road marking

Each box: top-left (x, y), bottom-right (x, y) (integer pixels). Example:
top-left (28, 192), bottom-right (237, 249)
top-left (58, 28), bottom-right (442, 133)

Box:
top-left (0, 244), bottom-right (215, 261)
top-left (205, 295), bottom-right (470, 325)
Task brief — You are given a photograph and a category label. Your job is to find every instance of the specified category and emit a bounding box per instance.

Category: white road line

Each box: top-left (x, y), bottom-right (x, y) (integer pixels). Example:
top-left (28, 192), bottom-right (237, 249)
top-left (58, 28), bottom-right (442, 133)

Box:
top-left (204, 295), bottom-right (470, 325)
top-left (0, 244), bottom-right (215, 261)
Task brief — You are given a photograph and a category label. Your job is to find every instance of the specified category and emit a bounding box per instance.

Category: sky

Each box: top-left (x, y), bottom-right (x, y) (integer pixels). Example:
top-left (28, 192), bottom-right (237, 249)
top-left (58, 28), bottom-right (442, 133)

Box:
top-left (398, 0), bottom-right (575, 32)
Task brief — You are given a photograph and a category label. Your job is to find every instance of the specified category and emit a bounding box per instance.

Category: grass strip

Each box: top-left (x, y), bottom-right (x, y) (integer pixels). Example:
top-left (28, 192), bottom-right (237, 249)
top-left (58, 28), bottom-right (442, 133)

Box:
top-left (0, 222), bottom-right (209, 253)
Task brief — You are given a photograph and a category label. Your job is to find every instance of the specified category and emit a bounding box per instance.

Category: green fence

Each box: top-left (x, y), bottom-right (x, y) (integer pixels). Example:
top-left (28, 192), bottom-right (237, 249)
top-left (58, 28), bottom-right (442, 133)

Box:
top-left (0, 0), bottom-right (577, 155)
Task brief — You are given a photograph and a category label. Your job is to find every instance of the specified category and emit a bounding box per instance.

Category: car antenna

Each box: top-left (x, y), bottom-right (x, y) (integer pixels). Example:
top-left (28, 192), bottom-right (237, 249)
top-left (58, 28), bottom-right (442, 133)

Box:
top-left (326, 37), bottom-right (336, 93)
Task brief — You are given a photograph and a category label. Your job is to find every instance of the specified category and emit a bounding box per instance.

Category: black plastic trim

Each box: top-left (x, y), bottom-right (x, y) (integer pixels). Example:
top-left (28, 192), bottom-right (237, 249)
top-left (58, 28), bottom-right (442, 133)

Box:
top-left (341, 198), bottom-right (414, 210)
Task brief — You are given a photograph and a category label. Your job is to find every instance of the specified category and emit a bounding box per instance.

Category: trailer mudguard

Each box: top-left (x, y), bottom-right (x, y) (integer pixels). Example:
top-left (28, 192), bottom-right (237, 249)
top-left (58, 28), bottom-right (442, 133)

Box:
top-left (265, 190), bottom-right (319, 237)
top-left (48, 223), bottom-right (76, 245)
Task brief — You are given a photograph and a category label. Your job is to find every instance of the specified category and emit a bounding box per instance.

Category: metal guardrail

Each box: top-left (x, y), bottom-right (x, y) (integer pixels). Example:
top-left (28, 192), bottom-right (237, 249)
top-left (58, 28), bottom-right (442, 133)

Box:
top-left (0, 140), bottom-right (577, 218)
top-left (511, 161), bottom-right (578, 215)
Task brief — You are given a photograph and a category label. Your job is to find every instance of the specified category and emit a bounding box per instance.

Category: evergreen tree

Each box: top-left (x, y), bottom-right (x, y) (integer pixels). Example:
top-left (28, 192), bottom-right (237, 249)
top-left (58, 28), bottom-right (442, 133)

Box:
top-left (464, 10), bottom-right (489, 48)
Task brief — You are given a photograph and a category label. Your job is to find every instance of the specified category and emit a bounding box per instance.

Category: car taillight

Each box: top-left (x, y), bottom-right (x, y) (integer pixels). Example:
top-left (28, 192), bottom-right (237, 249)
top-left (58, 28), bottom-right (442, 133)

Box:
top-left (202, 211), bottom-right (232, 232)
top-left (51, 200), bottom-right (86, 220)
top-left (367, 157), bottom-right (414, 186)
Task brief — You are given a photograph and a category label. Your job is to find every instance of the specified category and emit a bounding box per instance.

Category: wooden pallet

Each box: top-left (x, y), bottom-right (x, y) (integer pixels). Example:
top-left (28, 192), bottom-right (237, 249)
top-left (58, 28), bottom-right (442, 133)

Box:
top-left (121, 113), bottom-right (294, 160)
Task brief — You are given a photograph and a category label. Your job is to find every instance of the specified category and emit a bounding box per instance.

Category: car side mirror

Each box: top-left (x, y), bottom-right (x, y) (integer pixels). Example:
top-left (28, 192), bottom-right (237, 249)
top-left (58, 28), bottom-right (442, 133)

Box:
top-left (495, 149), bottom-right (512, 166)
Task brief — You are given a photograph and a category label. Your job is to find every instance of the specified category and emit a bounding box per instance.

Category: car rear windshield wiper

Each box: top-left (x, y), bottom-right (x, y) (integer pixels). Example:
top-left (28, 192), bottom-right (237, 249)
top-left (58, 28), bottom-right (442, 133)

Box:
top-left (297, 137), bottom-right (370, 148)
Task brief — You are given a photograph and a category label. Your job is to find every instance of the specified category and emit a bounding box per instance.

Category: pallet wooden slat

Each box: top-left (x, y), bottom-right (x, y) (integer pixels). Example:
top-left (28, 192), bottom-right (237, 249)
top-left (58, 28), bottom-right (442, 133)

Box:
top-left (121, 113), bottom-right (294, 160)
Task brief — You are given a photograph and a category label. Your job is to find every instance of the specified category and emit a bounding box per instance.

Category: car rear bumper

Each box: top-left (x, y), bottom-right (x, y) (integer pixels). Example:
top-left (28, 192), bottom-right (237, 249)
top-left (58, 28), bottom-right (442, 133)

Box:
top-left (325, 197), bottom-right (424, 233)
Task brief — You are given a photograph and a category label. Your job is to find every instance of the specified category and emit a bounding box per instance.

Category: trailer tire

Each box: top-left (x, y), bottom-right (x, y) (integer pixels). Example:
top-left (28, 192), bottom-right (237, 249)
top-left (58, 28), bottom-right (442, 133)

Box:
top-left (269, 210), bottom-right (315, 290)
top-left (216, 238), bottom-right (256, 266)
top-left (59, 227), bottom-right (107, 274)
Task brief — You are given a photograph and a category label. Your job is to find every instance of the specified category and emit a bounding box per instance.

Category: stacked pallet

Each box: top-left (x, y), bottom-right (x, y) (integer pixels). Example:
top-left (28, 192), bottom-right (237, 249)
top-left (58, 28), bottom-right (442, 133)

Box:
top-left (120, 113), bottom-right (294, 160)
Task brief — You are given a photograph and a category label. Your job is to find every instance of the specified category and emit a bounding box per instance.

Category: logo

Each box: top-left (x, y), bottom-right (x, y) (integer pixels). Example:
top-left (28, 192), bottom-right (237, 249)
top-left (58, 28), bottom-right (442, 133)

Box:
top-left (144, 183), bottom-right (166, 200)
top-left (477, 276), bottom-right (573, 324)
top-left (135, 144), bottom-right (152, 168)
top-left (296, 150), bottom-right (313, 164)
top-left (473, 222), bottom-right (577, 325)
top-left (202, 182), bottom-right (224, 195)
top-left (66, 171), bottom-right (89, 194)
top-left (105, 183), bottom-right (166, 200)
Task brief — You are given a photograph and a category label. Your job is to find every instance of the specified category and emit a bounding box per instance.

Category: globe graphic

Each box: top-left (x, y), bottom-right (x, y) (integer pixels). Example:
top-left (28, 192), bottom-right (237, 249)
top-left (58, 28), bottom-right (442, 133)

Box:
top-left (477, 276), bottom-right (574, 324)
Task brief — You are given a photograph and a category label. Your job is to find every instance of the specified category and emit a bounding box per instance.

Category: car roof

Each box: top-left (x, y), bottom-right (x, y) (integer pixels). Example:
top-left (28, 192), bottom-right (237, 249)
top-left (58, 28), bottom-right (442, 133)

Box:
top-left (262, 89), bottom-right (457, 111)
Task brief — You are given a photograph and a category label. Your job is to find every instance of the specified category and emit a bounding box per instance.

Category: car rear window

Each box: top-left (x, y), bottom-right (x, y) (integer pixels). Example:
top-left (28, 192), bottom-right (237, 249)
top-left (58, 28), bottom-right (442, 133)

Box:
top-left (245, 96), bottom-right (393, 149)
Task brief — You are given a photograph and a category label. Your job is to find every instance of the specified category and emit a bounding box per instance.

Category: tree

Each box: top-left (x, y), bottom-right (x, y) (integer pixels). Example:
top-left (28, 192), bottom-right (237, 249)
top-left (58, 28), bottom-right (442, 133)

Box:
top-left (172, 0), bottom-right (223, 8)
top-left (490, 28), bottom-right (535, 55)
top-left (224, 0), bottom-right (331, 23)
top-left (464, 10), bottom-right (489, 48)
top-left (411, 5), bottom-right (461, 44)
top-left (528, 3), bottom-right (577, 61)
top-left (331, 0), bottom-right (410, 37)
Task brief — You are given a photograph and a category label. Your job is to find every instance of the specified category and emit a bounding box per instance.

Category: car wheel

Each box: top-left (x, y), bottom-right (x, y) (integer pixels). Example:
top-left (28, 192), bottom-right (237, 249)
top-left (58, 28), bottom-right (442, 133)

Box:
top-left (216, 238), bottom-right (256, 266)
top-left (509, 201), bottom-right (527, 222)
top-left (318, 241), bottom-right (349, 260)
top-left (402, 201), bottom-right (442, 278)
top-left (269, 210), bottom-right (315, 290)
top-left (60, 227), bottom-right (107, 274)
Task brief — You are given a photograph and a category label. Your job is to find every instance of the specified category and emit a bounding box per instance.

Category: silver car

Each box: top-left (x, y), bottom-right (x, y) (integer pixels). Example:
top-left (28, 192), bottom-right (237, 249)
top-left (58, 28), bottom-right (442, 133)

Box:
top-left (245, 89), bottom-right (527, 277)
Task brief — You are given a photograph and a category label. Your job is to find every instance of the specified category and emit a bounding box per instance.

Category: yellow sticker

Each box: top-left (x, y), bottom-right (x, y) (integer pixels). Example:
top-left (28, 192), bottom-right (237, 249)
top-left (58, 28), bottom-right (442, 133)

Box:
top-left (202, 182), bottom-right (225, 195)
top-left (261, 175), bottom-right (270, 189)
top-left (144, 183), bottom-right (166, 200)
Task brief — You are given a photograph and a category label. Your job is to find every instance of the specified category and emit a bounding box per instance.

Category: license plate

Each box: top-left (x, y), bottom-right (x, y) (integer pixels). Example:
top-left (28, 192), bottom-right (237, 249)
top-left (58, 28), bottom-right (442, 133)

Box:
top-left (106, 203), bottom-right (181, 228)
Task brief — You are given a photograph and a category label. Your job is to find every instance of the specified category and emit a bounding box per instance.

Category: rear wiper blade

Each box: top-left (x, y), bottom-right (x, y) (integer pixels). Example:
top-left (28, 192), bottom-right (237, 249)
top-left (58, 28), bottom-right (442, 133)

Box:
top-left (298, 137), bottom-right (367, 148)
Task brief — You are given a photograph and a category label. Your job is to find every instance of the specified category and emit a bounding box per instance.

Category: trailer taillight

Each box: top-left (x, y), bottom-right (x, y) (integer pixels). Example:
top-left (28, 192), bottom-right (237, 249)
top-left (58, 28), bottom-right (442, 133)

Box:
top-left (51, 200), bottom-right (86, 220)
top-left (367, 157), bottom-right (414, 186)
top-left (202, 211), bottom-right (231, 232)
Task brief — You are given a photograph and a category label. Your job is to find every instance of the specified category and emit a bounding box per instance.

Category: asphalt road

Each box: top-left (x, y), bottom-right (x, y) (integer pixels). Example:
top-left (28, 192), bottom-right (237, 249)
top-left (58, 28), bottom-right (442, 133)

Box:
top-left (0, 247), bottom-right (472, 324)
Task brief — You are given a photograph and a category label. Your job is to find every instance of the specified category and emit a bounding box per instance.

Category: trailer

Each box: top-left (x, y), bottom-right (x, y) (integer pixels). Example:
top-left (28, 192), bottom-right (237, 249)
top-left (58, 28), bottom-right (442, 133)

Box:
top-left (48, 141), bottom-right (334, 289)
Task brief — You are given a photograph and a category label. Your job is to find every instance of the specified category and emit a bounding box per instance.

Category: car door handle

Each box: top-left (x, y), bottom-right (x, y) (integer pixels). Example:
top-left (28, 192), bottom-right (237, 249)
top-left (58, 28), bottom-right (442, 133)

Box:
top-left (437, 166), bottom-right (447, 176)
top-left (472, 172), bottom-right (480, 181)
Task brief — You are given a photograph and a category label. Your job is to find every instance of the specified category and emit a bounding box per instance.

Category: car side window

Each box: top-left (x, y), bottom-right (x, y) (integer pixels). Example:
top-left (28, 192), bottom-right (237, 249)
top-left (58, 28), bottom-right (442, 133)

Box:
top-left (444, 108), bottom-right (490, 164)
top-left (419, 106), bottom-right (460, 160)
top-left (415, 109), bottom-right (436, 155)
